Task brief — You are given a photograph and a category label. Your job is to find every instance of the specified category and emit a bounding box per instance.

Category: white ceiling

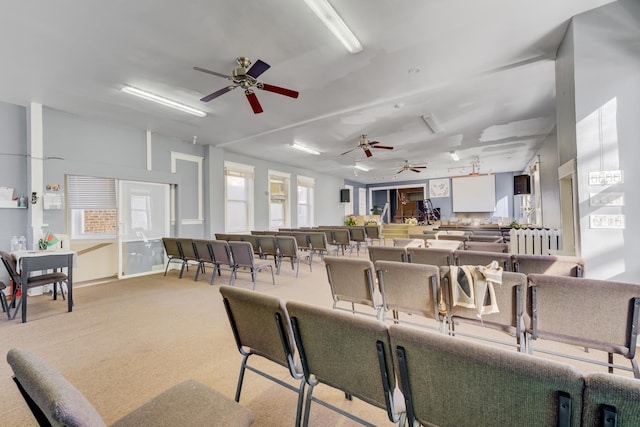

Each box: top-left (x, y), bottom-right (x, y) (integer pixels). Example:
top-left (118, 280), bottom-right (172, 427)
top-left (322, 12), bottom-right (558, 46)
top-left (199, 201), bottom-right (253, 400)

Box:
top-left (0, 0), bottom-right (614, 184)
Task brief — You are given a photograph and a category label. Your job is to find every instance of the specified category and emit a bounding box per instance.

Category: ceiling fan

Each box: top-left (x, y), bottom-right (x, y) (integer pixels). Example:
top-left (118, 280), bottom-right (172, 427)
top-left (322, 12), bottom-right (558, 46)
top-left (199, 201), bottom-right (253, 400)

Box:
top-left (341, 134), bottom-right (394, 158)
top-left (397, 160), bottom-right (427, 174)
top-left (193, 57), bottom-right (299, 114)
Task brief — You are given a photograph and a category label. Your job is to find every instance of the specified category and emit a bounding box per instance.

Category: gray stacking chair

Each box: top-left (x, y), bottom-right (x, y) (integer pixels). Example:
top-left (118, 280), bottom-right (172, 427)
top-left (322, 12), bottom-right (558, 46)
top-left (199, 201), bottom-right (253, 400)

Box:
top-left (209, 240), bottom-right (236, 285)
top-left (365, 225), bottom-right (385, 245)
top-left (331, 228), bottom-right (357, 256)
top-left (406, 247), bottom-right (453, 266)
top-left (307, 232), bottom-right (329, 266)
top-left (7, 347), bottom-right (254, 427)
top-left (368, 246), bottom-right (407, 263)
top-left (348, 226), bottom-right (368, 254)
top-left (162, 237), bottom-right (186, 276)
top-left (176, 238), bottom-right (199, 279)
top-left (287, 301), bottom-right (406, 427)
top-left (526, 273), bottom-right (640, 378)
top-left (219, 286), bottom-right (305, 426)
top-left (228, 241), bottom-right (275, 290)
top-left (276, 235), bottom-right (308, 277)
top-left (256, 235), bottom-right (279, 266)
top-left (512, 253), bottom-right (585, 276)
top-left (389, 324), bottom-right (585, 427)
top-left (454, 249), bottom-right (511, 271)
top-left (192, 239), bottom-right (218, 284)
top-left (463, 241), bottom-right (509, 252)
top-left (582, 372), bottom-right (640, 427)
top-left (375, 261), bottom-right (445, 332)
top-left (240, 234), bottom-right (262, 257)
top-left (324, 256), bottom-right (382, 318)
top-left (442, 268), bottom-right (528, 352)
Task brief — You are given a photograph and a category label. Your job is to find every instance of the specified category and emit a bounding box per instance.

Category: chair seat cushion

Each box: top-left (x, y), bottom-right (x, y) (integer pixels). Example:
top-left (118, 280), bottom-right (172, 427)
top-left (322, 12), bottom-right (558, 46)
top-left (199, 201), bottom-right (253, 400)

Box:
top-left (111, 380), bottom-right (254, 427)
top-left (27, 272), bottom-right (68, 288)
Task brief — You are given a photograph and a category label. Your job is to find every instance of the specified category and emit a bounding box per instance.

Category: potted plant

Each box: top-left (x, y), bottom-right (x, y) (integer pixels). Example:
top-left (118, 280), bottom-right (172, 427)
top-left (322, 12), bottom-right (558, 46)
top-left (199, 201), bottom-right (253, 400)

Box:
top-left (371, 205), bottom-right (381, 215)
top-left (345, 215), bottom-right (357, 226)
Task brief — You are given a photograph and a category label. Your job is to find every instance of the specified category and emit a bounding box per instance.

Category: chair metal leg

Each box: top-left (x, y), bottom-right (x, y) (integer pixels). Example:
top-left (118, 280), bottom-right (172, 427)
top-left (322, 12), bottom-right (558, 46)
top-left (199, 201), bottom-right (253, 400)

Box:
top-left (235, 354), bottom-right (249, 402)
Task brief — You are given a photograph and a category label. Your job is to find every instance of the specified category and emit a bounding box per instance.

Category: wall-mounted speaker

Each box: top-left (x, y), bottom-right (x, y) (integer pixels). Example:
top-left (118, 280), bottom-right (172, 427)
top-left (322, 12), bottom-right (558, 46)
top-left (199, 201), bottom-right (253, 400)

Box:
top-left (340, 188), bottom-right (350, 203)
top-left (514, 174), bottom-right (531, 195)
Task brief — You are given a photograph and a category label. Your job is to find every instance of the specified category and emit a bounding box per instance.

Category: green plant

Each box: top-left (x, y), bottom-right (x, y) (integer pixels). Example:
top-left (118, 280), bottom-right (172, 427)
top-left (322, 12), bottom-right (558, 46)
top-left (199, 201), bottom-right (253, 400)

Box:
top-left (345, 215), bottom-right (357, 226)
top-left (371, 205), bottom-right (381, 215)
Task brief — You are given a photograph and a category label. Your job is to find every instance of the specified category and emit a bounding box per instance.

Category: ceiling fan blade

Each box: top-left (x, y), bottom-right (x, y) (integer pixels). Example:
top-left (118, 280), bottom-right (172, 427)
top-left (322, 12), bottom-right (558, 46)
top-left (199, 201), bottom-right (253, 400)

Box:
top-left (260, 83), bottom-right (299, 99)
top-left (396, 169), bottom-right (405, 174)
top-left (200, 86), bottom-right (235, 102)
top-left (413, 166), bottom-right (427, 169)
top-left (247, 59), bottom-right (270, 78)
top-left (193, 66), bottom-right (230, 79)
top-left (364, 149), bottom-right (373, 157)
top-left (341, 147), bottom-right (359, 155)
top-left (410, 168), bottom-right (423, 173)
top-left (368, 140), bottom-right (380, 145)
top-left (245, 90), bottom-right (263, 114)
top-left (372, 145), bottom-right (394, 150)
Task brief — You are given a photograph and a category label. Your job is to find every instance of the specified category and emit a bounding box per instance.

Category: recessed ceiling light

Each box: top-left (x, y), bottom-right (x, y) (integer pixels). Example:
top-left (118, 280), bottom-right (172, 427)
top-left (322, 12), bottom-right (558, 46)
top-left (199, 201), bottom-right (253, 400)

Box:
top-left (121, 85), bottom-right (206, 117)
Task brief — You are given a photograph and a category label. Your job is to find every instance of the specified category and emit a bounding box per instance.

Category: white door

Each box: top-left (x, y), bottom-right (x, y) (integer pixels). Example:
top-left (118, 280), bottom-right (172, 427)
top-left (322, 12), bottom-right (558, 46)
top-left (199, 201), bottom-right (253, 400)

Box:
top-left (118, 180), bottom-right (170, 278)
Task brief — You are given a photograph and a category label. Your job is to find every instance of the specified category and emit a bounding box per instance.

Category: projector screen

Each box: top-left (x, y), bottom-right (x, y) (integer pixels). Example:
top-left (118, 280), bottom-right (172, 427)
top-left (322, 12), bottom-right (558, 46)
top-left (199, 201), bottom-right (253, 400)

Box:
top-left (452, 175), bottom-right (496, 212)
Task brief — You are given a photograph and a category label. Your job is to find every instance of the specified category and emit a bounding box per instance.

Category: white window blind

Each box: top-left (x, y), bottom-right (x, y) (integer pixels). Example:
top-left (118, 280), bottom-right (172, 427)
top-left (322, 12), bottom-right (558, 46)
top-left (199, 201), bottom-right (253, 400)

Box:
top-left (224, 161), bottom-right (254, 233)
top-left (67, 175), bottom-right (116, 209)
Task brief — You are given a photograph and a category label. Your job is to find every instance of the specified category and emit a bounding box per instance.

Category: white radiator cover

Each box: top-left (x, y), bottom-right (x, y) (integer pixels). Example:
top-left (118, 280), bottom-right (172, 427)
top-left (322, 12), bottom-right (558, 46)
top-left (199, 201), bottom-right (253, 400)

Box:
top-left (509, 228), bottom-right (561, 255)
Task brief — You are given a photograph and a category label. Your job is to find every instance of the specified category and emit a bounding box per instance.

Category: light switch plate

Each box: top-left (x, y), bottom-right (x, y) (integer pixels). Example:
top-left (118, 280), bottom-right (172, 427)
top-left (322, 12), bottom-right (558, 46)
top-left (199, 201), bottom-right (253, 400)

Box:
top-left (589, 214), bottom-right (625, 229)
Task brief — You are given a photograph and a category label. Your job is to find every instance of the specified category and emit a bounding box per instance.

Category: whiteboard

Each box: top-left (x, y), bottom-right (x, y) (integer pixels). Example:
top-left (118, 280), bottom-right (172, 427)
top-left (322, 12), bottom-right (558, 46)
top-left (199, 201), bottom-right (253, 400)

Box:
top-left (452, 175), bottom-right (496, 212)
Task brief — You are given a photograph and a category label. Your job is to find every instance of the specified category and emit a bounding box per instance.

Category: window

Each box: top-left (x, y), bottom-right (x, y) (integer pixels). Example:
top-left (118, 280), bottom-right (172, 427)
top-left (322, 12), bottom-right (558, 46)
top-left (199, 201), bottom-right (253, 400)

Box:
top-left (224, 161), bottom-right (254, 233)
top-left (66, 175), bottom-right (117, 239)
top-left (269, 170), bottom-right (290, 230)
top-left (297, 175), bottom-right (314, 227)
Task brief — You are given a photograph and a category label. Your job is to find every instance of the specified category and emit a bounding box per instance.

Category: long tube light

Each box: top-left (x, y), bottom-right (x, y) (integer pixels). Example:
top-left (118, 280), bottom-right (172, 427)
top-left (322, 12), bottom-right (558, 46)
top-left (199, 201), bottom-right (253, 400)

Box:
top-left (121, 85), bottom-right (207, 117)
top-left (354, 164), bottom-right (370, 171)
top-left (291, 142), bottom-right (321, 155)
top-left (303, 0), bottom-right (363, 54)
top-left (450, 151), bottom-right (460, 161)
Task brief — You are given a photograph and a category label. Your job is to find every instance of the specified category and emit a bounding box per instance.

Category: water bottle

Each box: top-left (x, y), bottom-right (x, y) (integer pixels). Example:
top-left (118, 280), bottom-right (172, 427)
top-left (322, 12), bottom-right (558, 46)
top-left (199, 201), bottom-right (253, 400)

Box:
top-left (10, 236), bottom-right (18, 251)
top-left (18, 236), bottom-right (27, 251)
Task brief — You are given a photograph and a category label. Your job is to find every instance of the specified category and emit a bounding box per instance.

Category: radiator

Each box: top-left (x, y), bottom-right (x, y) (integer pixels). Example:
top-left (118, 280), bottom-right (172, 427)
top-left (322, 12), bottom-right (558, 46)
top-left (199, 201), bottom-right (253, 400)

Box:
top-left (509, 228), bottom-right (561, 255)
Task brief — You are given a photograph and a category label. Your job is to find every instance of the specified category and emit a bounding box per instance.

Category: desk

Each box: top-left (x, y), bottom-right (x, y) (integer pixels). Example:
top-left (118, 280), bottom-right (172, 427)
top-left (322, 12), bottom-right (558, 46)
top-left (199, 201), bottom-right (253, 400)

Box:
top-left (11, 250), bottom-right (75, 323)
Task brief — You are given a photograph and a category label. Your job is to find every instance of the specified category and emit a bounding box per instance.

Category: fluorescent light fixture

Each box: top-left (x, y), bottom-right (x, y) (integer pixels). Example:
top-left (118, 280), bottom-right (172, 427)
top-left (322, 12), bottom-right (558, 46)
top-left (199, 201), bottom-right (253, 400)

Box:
top-left (450, 151), bottom-right (460, 161)
top-left (354, 164), bottom-right (370, 172)
top-left (121, 85), bottom-right (207, 117)
top-left (422, 113), bottom-right (443, 134)
top-left (303, 0), bottom-right (363, 54)
top-left (291, 142), bottom-right (320, 155)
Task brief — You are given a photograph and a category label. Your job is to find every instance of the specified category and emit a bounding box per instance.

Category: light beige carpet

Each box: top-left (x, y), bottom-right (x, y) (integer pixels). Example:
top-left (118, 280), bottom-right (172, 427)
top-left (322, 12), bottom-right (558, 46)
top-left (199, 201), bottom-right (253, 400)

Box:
top-left (0, 247), bottom-right (633, 426)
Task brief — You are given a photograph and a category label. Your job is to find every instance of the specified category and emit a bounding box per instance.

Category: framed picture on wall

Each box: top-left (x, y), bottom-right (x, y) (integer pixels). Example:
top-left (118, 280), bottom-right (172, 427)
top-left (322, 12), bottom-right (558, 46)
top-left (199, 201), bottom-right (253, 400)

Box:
top-left (429, 178), bottom-right (450, 198)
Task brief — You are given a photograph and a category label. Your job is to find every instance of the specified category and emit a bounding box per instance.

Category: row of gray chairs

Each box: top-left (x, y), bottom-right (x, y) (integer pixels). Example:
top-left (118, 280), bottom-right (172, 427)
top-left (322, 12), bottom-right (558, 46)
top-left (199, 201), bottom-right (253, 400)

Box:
top-left (220, 285), bottom-right (639, 427)
top-left (325, 256), bottom-right (640, 378)
top-left (369, 245), bottom-right (586, 277)
top-left (162, 238), bottom-right (274, 289)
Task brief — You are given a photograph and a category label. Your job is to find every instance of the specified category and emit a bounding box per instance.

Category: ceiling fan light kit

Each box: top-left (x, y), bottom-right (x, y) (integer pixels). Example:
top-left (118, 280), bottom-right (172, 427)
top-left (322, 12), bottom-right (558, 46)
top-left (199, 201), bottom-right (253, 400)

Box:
top-left (397, 160), bottom-right (427, 174)
top-left (194, 57), bottom-right (299, 114)
top-left (341, 134), bottom-right (394, 158)
top-left (120, 85), bottom-right (207, 117)
top-left (303, 0), bottom-right (363, 54)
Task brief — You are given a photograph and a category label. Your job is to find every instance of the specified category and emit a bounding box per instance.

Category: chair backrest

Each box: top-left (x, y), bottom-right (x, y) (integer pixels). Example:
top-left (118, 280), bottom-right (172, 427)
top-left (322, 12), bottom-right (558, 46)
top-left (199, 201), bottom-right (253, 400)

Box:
top-left (454, 249), bottom-right (511, 271)
top-left (332, 229), bottom-right (351, 245)
top-left (512, 254), bottom-right (585, 277)
top-left (210, 240), bottom-right (233, 266)
top-left (307, 232), bottom-right (328, 251)
top-left (177, 238), bottom-right (197, 260)
top-left (319, 229), bottom-right (335, 244)
top-left (368, 246), bottom-right (407, 263)
top-left (406, 247), bottom-right (453, 266)
top-left (0, 251), bottom-right (19, 283)
top-left (240, 234), bottom-right (261, 255)
top-left (287, 301), bottom-right (401, 423)
top-left (324, 256), bottom-right (381, 310)
top-left (290, 232), bottom-right (310, 250)
top-left (276, 236), bottom-right (299, 258)
top-left (526, 274), bottom-right (640, 360)
top-left (228, 241), bottom-right (256, 269)
top-left (364, 225), bottom-right (381, 240)
top-left (214, 233), bottom-right (229, 241)
top-left (162, 237), bottom-right (183, 259)
top-left (468, 234), bottom-right (503, 243)
top-left (437, 233), bottom-right (469, 241)
top-left (192, 239), bottom-right (215, 263)
top-left (7, 348), bottom-right (107, 427)
top-left (582, 373), bottom-right (640, 427)
top-left (375, 261), bottom-right (441, 326)
top-left (348, 227), bottom-right (366, 242)
top-left (443, 268), bottom-right (527, 350)
top-left (257, 236), bottom-right (278, 257)
top-left (219, 286), bottom-right (298, 371)
top-left (463, 241), bottom-right (509, 252)
top-left (389, 324), bottom-right (584, 427)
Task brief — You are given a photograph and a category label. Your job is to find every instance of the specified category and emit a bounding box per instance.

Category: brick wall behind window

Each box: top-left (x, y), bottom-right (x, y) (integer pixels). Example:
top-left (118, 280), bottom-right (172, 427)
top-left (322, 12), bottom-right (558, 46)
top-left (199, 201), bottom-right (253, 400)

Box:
top-left (84, 210), bottom-right (117, 234)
